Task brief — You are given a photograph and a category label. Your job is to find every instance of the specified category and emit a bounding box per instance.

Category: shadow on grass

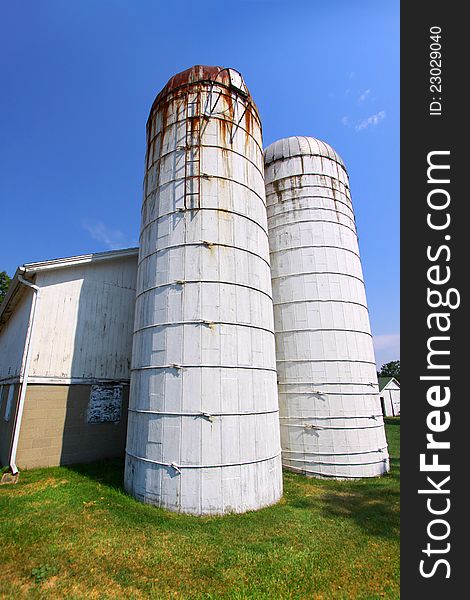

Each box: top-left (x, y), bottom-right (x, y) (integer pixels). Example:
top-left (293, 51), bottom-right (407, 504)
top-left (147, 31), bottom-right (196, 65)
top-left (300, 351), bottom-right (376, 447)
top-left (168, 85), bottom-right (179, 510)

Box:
top-left (287, 419), bottom-right (400, 540)
top-left (64, 457), bottom-right (126, 492)
top-left (62, 422), bottom-right (400, 542)
top-left (320, 478), bottom-right (399, 540)
top-left (287, 468), bottom-right (399, 540)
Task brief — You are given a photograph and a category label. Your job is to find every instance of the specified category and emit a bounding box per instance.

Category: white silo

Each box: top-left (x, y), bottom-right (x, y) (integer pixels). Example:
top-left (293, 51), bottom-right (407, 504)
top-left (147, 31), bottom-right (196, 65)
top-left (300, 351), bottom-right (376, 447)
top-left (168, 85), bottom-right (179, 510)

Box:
top-left (265, 136), bottom-right (389, 478)
top-left (125, 66), bottom-right (282, 514)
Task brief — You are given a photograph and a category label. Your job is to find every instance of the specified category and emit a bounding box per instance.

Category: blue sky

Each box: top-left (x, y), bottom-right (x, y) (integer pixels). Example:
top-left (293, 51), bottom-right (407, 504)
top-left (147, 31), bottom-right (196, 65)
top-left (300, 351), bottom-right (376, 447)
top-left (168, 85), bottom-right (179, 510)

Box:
top-left (0, 0), bottom-right (399, 367)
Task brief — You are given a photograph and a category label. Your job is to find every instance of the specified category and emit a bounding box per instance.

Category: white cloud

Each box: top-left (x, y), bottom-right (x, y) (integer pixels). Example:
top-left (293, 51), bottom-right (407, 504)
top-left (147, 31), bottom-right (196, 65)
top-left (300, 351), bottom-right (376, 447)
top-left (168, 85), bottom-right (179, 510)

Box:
top-left (355, 110), bottom-right (386, 132)
top-left (341, 116), bottom-right (351, 127)
top-left (82, 220), bottom-right (135, 250)
top-left (358, 88), bottom-right (371, 103)
top-left (373, 334), bottom-right (400, 369)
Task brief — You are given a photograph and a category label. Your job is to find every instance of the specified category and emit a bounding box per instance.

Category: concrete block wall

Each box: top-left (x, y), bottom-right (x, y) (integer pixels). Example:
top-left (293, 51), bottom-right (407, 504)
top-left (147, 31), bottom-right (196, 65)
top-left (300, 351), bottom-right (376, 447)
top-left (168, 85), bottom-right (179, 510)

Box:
top-left (15, 384), bottom-right (129, 469)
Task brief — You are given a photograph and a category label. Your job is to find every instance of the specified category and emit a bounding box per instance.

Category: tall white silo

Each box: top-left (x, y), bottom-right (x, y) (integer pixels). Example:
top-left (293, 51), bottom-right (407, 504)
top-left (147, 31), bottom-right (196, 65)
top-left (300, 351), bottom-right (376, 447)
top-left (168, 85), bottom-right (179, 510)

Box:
top-left (265, 136), bottom-right (389, 478)
top-left (124, 66), bottom-right (282, 514)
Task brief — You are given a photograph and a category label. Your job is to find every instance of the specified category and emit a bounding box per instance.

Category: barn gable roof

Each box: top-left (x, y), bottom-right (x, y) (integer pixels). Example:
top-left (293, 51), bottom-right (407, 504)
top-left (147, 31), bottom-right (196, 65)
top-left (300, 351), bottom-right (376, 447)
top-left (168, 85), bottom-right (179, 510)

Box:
top-left (378, 376), bottom-right (400, 391)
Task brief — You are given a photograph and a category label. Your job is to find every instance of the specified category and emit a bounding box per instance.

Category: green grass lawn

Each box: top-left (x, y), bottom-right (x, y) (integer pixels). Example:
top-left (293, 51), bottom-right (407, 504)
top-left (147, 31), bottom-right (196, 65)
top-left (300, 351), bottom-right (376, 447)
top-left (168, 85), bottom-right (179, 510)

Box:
top-left (0, 419), bottom-right (400, 599)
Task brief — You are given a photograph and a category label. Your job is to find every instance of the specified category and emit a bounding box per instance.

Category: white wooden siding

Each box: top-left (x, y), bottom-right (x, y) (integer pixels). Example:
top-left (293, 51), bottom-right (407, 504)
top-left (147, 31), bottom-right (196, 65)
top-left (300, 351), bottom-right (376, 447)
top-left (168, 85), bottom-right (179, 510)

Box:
top-left (381, 392), bottom-right (394, 416)
top-left (381, 381), bottom-right (400, 416)
top-left (29, 256), bottom-right (137, 382)
top-left (0, 291), bottom-right (32, 382)
top-left (387, 381), bottom-right (400, 415)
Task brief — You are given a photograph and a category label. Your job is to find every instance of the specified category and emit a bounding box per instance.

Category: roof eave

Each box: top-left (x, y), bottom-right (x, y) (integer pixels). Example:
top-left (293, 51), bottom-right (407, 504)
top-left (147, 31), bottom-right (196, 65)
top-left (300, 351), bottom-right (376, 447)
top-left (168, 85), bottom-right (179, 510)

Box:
top-left (22, 246), bottom-right (139, 273)
top-left (378, 376), bottom-right (400, 391)
top-left (0, 247), bottom-right (139, 330)
top-left (0, 269), bottom-right (30, 328)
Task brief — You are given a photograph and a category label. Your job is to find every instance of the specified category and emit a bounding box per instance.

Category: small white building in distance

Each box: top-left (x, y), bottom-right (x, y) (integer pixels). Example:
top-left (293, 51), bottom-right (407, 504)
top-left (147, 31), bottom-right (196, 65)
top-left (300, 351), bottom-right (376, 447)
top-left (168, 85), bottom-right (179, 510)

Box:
top-left (378, 377), bottom-right (400, 417)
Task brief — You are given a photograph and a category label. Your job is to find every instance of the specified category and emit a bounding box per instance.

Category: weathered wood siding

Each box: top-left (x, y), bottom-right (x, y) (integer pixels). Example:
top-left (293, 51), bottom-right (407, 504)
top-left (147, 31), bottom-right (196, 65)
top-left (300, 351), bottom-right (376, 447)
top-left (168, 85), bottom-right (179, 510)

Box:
top-left (381, 380), bottom-right (400, 416)
top-left (29, 256), bottom-right (137, 382)
top-left (0, 292), bottom-right (32, 383)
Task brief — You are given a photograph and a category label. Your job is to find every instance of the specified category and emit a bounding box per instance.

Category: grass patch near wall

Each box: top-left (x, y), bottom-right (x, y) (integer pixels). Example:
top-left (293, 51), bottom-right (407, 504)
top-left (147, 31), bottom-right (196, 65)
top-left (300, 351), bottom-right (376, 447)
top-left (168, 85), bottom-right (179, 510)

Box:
top-left (0, 419), bottom-right (400, 599)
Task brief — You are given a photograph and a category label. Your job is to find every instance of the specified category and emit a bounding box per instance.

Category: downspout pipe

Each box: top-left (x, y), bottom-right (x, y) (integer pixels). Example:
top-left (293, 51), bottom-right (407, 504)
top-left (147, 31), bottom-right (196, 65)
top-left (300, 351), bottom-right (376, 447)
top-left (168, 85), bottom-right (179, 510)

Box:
top-left (9, 272), bottom-right (40, 475)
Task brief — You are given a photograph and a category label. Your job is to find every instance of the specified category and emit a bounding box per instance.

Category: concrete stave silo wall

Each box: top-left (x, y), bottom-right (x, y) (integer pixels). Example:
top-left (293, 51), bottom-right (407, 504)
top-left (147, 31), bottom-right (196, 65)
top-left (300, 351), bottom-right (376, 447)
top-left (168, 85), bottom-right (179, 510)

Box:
top-left (125, 66), bottom-right (282, 514)
top-left (265, 136), bottom-right (389, 478)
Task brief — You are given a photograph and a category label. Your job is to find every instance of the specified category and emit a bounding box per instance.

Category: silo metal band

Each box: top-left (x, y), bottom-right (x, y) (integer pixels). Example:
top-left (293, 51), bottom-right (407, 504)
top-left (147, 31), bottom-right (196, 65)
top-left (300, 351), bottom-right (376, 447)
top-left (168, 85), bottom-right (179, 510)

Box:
top-left (271, 271), bottom-right (366, 283)
top-left (284, 466), bottom-right (389, 479)
top-left (139, 207), bottom-right (268, 238)
top-left (128, 408), bottom-right (279, 417)
top-left (265, 152), bottom-right (348, 172)
top-left (281, 424), bottom-right (387, 431)
top-left (267, 201), bottom-right (355, 219)
top-left (131, 364), bottom-right (277, 372)
top-left (265, 172), bottom-right (351, 191)
top-left (275, 327), bottom-right (370, 336)
top-left (145, 172), bottom-right (267, 206)
top-left (265, 178), bottom-right (350, 192)
top-left (268, 206), bottom-right (356, 225)
top-left (283, 457), bottom-right (389, 467)
top-left (268, 219), bottom-right (358, 237)
top-left (274, 299), bottom-right (369, 310)
top-left (125, 449), bottom-right (282, 472)
top-left (283, 448), bottom-right (387, 456)
top-left (279, 414), bottom-right (383, 420)
top-left (135, 280), bottom-right (273, 301)
top-left (270, 245), bottom-right (360, 259)
top-left (266, 191), bottom-right (353, 212)
top-left (277, 381), bottom-right (378, 386)
top-left (146, 142), bottom-right (264, 179)
top-left (275, 359), bottom-right (376, 365)
top-left (133, 322), bottom-right (276, 341)
top-left (133, 320), bottom-right (274, 335)
top-left (138, 242), bottom-right (271, 269)
top-left (277, 391), bottom-right (379, 396)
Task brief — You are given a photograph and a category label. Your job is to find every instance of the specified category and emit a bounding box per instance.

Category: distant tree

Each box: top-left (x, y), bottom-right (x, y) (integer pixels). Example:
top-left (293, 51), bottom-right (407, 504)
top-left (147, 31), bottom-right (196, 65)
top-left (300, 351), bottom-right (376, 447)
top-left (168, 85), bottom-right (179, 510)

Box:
top-left (378, 360), bottom-right (400, 382)
top-left (0, 271), bottom-right (11, 305)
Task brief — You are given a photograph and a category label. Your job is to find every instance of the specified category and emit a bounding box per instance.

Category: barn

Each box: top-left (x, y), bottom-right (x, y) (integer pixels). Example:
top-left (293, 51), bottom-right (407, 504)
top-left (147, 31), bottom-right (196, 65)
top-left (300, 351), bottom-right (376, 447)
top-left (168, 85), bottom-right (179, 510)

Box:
top-left (378, 377), bottom-right (400, 417)
top-left (0, 248), bottom-right (138, 472)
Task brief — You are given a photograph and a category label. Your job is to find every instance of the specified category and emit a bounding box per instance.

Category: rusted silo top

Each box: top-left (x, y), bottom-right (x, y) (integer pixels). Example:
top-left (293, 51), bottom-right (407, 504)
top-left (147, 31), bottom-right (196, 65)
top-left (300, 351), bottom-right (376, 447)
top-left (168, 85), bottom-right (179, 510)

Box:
top-left (150, 65), bottom-right (259, 119)
top-left (264, 136), bottom-right (346, 170)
